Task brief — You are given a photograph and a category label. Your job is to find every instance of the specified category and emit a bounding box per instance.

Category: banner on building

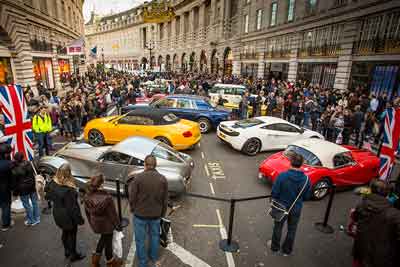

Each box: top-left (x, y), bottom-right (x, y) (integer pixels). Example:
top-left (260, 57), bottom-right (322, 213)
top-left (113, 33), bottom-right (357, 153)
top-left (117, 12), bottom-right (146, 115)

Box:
top-left (142, 1), bottom-right (175, 23)
top-left (379, 107), bottom-right (400, 180)
top-left (0, 84), bottom-right (34, 160)
top-left (67, 38), bottom-right (85, 55)
top-left (90, 46), bottom-right (97, 59)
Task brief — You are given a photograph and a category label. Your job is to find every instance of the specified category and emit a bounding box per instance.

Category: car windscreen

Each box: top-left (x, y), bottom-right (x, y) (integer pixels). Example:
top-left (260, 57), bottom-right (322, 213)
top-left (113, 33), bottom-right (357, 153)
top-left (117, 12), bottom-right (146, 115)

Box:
top-left (284, 145), bottom-right (322, 167)
top-left (234, 118), bottom-right (263, 128)
top-left (151, 142), bottom-right (183, 163)
top-left (163, 113), bottom-right (179, 123)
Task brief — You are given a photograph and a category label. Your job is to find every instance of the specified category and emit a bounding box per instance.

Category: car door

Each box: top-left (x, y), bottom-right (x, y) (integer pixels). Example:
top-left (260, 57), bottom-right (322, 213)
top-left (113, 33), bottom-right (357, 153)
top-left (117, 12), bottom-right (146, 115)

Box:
top-left (260, 123), bottom-right (300, 150)
top-left (110, 115), bottom-right (141, 142)
top-left (175, 98), bottom-right (197, 121)
top-left (97, 151), bottom-right (131, 189)
top-left (331, 152), bottom-right (361, 186)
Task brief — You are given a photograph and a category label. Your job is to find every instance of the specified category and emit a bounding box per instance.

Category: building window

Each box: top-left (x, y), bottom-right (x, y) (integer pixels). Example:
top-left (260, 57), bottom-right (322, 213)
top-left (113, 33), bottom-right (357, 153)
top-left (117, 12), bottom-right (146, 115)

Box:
top-left (307, 0), bottom-right (318, 14)
top-left (244, 14), bottom-right (249, 33)
top-left (256, 9), bottom-right (263, 30)
top-left (270, 2), bottom-right (277, 26)
top-left (159, 23), bottom-right (164, 40)
top-left (287, 0), bottom-right (295, 22)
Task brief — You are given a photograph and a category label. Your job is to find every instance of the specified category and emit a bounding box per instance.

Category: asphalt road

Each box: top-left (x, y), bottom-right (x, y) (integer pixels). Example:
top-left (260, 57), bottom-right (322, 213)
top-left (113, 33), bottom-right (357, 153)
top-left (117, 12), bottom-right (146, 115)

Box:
top-left (2, 132), bottom-right (396, 267)
top-left (165, 133), bottom-right (360, 267)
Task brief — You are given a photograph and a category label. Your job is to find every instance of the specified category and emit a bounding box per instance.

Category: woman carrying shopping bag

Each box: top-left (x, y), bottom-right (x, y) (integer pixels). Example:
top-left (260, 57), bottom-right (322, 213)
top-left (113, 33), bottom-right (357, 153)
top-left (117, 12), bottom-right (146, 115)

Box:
top-left (84, 174), bottom-right (123, 267)
top-left (11, 152), bottom-right (41, 226)
top-left (44, 163), bottom-right (86, 263)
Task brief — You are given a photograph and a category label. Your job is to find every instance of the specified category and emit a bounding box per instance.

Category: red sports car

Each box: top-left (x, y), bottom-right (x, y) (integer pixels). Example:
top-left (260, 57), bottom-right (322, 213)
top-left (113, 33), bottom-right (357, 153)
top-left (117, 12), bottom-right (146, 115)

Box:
top-left (258, 139), bottom-right (380, 199)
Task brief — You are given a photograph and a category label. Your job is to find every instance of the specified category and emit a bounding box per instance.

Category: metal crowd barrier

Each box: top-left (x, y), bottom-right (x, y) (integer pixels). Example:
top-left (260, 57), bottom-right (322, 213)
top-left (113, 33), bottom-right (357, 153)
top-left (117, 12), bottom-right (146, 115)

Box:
top-left (68, 175), bottom-right (338, 253)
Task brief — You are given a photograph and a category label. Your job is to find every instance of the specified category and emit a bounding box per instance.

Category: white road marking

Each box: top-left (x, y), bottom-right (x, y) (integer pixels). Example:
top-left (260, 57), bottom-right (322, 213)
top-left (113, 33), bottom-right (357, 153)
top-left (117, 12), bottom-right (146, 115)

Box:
top-left (193, 224), bottom-right (222, 228)
top-left (167, 226), bottom-right (212, 267)
top-left (208, 162), bottom-right (226, 179)
top-left (124, 230), bottom-right (136, 267)
top-left (201, 152), bottom-right (205, 159)
top-left (204, 164), bottom-right (210, 177)
top-left (167, 243), bottom-right (212, 267)
top-left (209, 182), bottom-right (215, 195)
top-left (198, 143), bottom-right (201, 148)
top-left (216, 209), bottom-right (236, 267)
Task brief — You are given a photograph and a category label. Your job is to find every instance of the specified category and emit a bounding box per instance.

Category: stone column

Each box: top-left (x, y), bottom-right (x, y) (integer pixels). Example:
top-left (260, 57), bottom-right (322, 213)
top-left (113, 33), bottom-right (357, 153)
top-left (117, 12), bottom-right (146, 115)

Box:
top-left (232, 46), bottom-right (241, 76)
top-left (334, 21), bottom-right (358, 91)
top-left (4, 15), bottom-right (36, 94)
top-left (198, 4), bottom-right (205, 42)
top-left (50, 32), bottom-right (61, 91)
top-left (180, 15), bottom-right (185, 46)
top-left (189, 9), bottom-right (195, 43)
top-left (288, 34), bottom-right (300, 82)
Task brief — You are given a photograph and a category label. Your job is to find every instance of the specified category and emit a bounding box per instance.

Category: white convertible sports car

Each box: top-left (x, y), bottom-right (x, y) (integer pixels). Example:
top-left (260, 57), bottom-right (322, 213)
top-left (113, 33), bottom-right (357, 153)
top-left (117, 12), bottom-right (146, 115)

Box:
top-left (217, 116), bottom-right (324, 156)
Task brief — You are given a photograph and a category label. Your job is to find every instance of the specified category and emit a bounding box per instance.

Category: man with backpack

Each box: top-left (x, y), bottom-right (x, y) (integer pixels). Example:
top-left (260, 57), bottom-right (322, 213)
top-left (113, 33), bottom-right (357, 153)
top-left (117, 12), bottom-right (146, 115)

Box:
top-left (267, 152), bottom-right (311, 256)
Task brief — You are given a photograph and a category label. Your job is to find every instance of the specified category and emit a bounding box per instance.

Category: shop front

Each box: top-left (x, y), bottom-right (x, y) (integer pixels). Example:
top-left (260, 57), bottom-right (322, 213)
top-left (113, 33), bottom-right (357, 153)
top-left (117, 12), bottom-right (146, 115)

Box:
top-left (58, 59), bottom-right (71, 84)
top-left (0, 57), bottom-right (13, 85)
top-left (297, 63), bottom-right (337, 89)
top-left (240, 63), bottom-right (258, 78)
top-left (33, 58), bottom-right (55, 90)
top-left (350, 62), bottom-right (400, 99)
top-left (264, 62), bottom-right (289, 80)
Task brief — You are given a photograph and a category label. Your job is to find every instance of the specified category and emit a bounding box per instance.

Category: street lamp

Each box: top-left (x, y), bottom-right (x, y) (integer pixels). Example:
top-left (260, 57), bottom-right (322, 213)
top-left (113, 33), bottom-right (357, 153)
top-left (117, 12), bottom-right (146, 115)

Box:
top-left (145, 40), bottom-right (155, 70)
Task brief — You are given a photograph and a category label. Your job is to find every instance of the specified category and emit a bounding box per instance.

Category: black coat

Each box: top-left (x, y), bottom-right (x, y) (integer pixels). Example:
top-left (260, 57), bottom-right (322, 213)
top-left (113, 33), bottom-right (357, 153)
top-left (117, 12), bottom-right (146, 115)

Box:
top-left (12, 161), bottom-right (36, 196)
top-left (0, 159), bottom-right (14, 203)
top-left (45, 180), bottom-right (84, 230)
top-left (353, 194), bottom-right (400, 267)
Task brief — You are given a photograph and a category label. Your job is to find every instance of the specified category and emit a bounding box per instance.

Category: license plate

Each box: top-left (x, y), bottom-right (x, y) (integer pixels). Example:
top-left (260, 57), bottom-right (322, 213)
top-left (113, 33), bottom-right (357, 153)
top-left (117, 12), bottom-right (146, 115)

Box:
top-left (218, 132), bottom-right (226, 139)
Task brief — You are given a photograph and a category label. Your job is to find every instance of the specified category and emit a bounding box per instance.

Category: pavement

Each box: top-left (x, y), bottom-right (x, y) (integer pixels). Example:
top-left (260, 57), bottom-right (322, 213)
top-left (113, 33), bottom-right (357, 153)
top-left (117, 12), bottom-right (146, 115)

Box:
top-left (1, 132), bottom-right (399, 267)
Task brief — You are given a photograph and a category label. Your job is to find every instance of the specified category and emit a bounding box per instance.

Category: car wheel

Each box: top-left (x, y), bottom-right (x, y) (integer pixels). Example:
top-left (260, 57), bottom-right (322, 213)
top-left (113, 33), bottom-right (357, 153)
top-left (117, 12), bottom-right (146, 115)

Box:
top-left (88, 129), bottom-right (105, 147)
top-left (312, 178), bottom-right (331, 200)
top-left (242, 138), bottom-right (261, 156)
top-left (155, 136), bottom-right (172, 147)
top-left (198, 118), bottom-right (211, 133)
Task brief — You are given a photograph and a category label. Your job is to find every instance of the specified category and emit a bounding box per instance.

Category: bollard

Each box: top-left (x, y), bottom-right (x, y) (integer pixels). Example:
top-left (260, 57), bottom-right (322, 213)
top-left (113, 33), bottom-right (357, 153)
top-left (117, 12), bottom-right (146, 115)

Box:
top-left (115, 179), bottom-right (130, 228)
top-left (219, 199), bottom-right (240, 252)
top-left (314, 185), bottom-right (336, 234)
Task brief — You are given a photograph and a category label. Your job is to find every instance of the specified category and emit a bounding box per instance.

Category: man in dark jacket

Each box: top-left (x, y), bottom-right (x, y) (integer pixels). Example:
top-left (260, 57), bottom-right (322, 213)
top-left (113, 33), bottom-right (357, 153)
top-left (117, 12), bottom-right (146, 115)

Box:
top-left (0, 143), bottom-right (14, 231)
top-left (268, 152), bottom-right (311, 256)
top-left (353, 179), bottom-right (400, 267)
top-left (128, 155), bottom-right (168, 267)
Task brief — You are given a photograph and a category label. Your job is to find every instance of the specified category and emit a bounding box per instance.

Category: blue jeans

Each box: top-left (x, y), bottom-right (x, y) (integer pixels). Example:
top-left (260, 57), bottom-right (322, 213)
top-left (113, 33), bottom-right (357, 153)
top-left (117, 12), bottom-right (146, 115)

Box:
top-left (134, 216), bottom-right (160, 267)
top-left (271, 212), bottom-right (300, 254)
top-left (303, 112), bottom-right (310, 129)
top-left (0, 201), bottom-right (11, 227)
top-left (20, 193), bottom-right (40, 224)
top-left (36, 132), bottom-right (50, 157)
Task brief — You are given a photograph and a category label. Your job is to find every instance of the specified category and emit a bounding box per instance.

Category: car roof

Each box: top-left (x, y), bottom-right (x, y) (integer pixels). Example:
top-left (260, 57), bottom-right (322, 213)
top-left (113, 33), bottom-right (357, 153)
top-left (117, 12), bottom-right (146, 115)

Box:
top-left (213, 83), bottom-right (246, 89)
top-left (126, 107), bottom-right (178, 124)
top-left (255, 116), bottom-right (293, 125)
top-left (290, 139), bottom-right (349, 168)
top-left (168, 94), bottom-right (207, 101)
top-left (111, 136), bottom-right (158, 158)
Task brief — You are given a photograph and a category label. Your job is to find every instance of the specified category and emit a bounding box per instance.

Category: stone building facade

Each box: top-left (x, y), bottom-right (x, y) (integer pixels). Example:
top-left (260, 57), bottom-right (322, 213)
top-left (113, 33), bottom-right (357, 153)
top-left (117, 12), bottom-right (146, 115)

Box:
top-left (151, 0), bottom-right (400, 96)
top-left (0, 0), bottom-right (84, 94)
top-left (85, 8), bottom-right (156, 71)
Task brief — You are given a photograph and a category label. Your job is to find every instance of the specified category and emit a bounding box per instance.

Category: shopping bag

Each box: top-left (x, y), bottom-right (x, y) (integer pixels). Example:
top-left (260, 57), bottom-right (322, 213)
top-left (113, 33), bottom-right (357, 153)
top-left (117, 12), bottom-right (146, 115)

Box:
top-left (113, 230), bottom-right (124, 258)
top-left (160, 218), bottom-right (171, 248)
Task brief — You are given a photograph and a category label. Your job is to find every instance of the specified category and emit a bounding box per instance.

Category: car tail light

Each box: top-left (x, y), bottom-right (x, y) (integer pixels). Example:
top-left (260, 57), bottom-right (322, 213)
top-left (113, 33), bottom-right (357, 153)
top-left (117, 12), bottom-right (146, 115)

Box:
top-left (183, 131), bottom-right (193, 138)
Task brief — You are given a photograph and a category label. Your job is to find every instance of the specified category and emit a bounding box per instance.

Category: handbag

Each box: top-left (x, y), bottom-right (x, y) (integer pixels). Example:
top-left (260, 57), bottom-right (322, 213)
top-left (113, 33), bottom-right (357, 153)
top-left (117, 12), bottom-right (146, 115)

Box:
top-left (160, 217), bottom-right (171, 248)
top-left (30, 161), bottom-right (46, 200)
top-left (268, 177), bottom-right (308, 222)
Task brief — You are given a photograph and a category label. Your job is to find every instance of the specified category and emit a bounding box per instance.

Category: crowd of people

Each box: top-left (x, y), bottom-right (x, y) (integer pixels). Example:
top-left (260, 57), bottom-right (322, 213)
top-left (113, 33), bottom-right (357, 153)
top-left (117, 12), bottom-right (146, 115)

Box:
top-left (1, 69), bottom-right (400, 267)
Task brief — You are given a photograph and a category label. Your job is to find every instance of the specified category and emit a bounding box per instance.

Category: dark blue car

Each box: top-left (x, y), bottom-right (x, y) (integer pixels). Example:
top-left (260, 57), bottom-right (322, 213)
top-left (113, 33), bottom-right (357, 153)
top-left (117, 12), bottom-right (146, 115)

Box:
top-left (122, 95), bottom-right (230, 133)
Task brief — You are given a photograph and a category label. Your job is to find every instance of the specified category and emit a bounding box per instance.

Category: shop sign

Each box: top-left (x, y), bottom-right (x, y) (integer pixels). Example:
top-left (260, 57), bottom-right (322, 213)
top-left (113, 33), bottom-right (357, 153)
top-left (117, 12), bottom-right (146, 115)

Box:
top-left (142, 1), bottom-right (175, 23)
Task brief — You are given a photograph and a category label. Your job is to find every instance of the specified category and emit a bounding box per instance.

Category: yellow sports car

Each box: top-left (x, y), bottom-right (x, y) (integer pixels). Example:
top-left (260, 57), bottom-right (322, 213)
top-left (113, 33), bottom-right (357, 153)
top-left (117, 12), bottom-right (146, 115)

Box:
top-left (84, 108), bottom-right (201, 150)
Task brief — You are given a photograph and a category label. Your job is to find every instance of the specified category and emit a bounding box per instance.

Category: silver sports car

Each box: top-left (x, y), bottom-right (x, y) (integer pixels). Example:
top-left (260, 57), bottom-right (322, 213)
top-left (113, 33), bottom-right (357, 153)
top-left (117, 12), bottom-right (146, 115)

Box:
top-left (38, 136), bottom-right (194, 194)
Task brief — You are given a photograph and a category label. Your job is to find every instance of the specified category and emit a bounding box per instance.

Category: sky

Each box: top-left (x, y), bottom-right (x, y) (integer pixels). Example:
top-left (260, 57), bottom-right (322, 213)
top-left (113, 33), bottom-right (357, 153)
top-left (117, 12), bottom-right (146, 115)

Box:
top-left (83, 0), bottom-right (145, 22)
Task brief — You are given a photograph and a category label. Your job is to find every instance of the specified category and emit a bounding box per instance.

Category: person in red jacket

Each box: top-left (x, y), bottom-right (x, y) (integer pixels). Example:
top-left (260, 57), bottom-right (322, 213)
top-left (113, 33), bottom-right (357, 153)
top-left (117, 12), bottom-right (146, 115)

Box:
top-left (84, 175), bottom-right (122, 267)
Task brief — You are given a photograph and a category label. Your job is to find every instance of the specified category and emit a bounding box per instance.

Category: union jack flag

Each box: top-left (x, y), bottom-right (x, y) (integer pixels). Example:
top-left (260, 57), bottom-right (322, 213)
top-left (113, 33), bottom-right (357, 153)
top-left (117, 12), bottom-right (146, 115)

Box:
top-left (0, 84), bottom-right (34, 160)
top-left (379, 107), bottom-right (400, 180)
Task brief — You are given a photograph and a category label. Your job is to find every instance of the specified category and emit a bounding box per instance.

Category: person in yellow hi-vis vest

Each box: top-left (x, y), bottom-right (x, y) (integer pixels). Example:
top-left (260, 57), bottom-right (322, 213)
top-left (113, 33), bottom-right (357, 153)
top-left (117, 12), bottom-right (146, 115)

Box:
top-left (32, 106), bottom-right (52, 157)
